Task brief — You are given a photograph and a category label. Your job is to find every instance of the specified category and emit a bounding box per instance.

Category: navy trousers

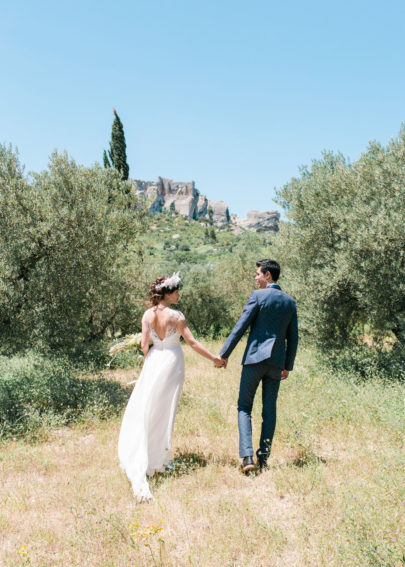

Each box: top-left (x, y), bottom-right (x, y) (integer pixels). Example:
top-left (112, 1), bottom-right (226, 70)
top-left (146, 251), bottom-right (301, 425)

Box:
top-left (237, 360), bottom-right (281, 459)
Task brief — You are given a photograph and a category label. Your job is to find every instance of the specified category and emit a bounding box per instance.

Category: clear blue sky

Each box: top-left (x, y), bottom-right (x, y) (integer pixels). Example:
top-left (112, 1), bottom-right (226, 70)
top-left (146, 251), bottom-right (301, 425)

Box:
top-left (1, 0), bottom-right (404, 217)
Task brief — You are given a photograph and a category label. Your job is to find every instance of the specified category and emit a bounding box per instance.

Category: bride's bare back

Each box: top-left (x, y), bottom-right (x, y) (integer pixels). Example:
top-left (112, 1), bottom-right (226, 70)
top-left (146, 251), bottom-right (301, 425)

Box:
top-left (141, 302), bottom-right (220, 365)
top-left (143, 307), bottom-right (184, 342)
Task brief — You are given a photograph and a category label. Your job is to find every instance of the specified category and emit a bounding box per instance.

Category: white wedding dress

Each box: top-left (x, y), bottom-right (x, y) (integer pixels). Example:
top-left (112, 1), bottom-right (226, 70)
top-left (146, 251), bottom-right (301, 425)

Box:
top-left (118, 308), bottom-right (185, 502)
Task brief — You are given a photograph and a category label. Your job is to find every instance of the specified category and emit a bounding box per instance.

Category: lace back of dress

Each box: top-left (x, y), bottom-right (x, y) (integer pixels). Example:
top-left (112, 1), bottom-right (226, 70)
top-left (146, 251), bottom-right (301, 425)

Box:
top-left (143, 308), bottom-right (184, 348)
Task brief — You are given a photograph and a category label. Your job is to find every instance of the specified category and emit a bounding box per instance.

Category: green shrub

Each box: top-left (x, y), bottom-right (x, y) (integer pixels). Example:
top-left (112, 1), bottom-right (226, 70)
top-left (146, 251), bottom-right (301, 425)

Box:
top-left (174, 264), bottom-right (232, 337)
top-left (214, 237), bottom-right (273, 322)
top-left (320, 343), bottom-right (405, 382)
top-left (0, 352), bottom-right (130, 439)
top-left (107, 347), bottom-right (145, 369)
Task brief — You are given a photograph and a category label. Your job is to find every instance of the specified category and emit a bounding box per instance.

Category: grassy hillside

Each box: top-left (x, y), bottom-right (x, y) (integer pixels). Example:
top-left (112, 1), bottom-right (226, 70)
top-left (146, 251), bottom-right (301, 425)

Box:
top-left (139, 210), bottom-right (274, 266)
top-left (1, 341), bottom-right (403, 566)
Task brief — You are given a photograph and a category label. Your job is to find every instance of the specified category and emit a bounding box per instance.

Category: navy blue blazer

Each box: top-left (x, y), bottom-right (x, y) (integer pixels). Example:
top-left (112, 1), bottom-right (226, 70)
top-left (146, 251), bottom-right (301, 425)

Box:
top-left (220, 284), bottom-right (298, 370)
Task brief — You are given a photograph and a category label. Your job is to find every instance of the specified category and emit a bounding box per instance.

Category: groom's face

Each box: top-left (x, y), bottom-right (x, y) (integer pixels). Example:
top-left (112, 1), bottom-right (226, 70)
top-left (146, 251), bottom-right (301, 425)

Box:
top-left (255, 267), bottom-right (270, 289)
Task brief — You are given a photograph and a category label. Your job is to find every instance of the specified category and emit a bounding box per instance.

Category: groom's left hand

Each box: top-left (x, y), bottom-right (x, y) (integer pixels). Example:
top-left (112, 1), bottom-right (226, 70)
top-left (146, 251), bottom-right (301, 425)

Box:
top-left (213, 356), bottom-right (227, 368)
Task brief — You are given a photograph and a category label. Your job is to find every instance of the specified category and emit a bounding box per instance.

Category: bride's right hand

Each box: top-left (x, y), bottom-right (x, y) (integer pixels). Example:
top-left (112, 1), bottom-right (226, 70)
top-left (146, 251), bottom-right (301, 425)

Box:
top-left (213, 356), bottom-right (227, 369)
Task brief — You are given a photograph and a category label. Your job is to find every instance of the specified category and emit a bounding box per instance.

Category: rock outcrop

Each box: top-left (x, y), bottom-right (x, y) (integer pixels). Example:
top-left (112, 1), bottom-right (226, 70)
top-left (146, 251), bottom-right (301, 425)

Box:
top-left (197, 194), bottom-right (208, 217)
top-left (135, 177), bottom-right (205, 220)
top-left (207, 200), bottom-right (230, 224)
top-left (133, 177), bottom-right (279, 232)
top-left (235, 210), bottom-right (280, 232)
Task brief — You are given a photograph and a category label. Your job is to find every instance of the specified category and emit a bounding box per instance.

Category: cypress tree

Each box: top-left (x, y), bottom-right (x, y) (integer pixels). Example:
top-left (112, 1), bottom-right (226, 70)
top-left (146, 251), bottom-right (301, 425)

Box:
top-left (208, 206), bottom-right (214, 225)
top-left (103, 150), bottom-right (111, 169)
top-left (108, 109), bottom-right (129, 180)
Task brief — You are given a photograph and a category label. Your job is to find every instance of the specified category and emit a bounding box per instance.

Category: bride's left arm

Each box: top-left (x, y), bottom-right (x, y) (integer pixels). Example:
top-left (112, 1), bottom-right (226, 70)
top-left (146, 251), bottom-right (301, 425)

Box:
top-left (178, 316), bottom-right (222, 365)
top-left (141, 315), bottom-right (151, 356)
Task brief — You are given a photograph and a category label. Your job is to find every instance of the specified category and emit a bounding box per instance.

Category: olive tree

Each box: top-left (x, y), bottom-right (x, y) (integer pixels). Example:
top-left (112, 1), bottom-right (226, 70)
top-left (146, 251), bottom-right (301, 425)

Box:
top-left (0, 147), bottom-right (148, 353)
top-left (273, 127), bottom-right (405, 351)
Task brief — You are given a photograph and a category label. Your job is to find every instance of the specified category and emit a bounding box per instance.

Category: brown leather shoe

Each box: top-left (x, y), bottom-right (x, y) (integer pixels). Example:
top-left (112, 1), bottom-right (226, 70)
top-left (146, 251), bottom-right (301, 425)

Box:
top-left (242, 456), bottom-right (255, 473)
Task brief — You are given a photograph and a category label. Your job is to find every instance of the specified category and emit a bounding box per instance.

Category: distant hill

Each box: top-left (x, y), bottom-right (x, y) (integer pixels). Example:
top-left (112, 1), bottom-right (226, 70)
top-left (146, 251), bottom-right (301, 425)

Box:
top-left (139, 206), bottom-right (274, 268)
top-left (133, 176), bottom-right (280, 233)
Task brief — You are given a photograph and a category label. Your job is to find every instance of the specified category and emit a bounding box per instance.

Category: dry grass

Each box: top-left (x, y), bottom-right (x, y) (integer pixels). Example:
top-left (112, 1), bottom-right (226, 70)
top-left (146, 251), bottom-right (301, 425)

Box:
top-left (1, 342), bottom-right (404, 566)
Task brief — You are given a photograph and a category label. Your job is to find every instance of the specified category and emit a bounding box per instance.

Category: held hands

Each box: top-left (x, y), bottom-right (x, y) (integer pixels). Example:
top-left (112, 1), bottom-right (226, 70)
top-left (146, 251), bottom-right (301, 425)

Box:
top-left (212, 357), bottom-right (288, 375)
top-left (213, 356), bottom-right (227, 369)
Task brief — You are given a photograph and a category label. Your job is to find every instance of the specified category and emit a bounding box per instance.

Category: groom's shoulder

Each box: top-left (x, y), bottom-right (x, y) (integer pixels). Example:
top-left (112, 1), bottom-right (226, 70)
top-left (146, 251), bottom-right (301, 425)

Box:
top-left (262, 287), bottom-right (297, 307)
top-left (248, 288), bottom-right (297, 307)
top-left (254, 288), bottom-right (268, 299)
top-left (278, 288), bottom-right (297, 303)
top-left (248, 289), bottom-right (266, 302)
top-left (280, 290), bottom-right (297, 310)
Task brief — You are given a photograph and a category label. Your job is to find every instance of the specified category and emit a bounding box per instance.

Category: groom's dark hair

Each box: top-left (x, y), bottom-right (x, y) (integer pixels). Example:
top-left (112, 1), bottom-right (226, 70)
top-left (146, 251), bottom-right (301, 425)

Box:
top-left (256, 259), bottom-right (280, 282)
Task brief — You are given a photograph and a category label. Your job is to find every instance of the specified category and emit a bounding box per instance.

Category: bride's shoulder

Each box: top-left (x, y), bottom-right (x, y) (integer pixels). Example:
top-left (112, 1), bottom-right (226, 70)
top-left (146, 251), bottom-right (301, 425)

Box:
top-left (171, 309), bottom-right (185, 322)
top-left (141, 307), bottom-right (154, 322)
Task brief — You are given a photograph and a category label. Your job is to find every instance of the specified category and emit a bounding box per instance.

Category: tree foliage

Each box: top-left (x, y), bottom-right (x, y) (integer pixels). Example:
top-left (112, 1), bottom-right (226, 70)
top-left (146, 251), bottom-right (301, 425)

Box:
top-left (273, 127), bottom-right (405, 355)
top-left (0, 146), bottom-right (147, 354)
top-left (103, 149), bottom-right (111, 169)
top-left (175, 264), bottom-right (231, 337)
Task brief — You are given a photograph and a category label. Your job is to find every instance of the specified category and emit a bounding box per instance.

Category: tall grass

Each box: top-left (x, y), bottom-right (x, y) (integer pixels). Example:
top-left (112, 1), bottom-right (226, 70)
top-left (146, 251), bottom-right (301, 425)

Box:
top-left (0, 342), bottom-right (404, 566)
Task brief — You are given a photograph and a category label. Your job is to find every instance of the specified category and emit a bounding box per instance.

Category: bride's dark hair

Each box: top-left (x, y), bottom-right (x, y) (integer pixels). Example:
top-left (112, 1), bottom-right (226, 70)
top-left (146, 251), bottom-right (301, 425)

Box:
top-left (149, 276), bottom-right (180, 306)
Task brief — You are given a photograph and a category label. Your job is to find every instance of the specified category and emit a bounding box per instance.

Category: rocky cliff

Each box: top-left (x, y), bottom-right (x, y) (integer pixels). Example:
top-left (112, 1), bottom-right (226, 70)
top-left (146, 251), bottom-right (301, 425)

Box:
top-left (233, 210), bottom-right (280, 232)
top-left (135, 177), bottom-right (201, 218)
top-left (133, 177), bottom-right (279, 232)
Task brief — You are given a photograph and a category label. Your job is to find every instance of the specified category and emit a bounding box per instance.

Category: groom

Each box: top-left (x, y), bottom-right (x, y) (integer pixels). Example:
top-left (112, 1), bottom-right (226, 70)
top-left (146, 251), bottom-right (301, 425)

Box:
top-left (219, 259), bottom-right (298, 473)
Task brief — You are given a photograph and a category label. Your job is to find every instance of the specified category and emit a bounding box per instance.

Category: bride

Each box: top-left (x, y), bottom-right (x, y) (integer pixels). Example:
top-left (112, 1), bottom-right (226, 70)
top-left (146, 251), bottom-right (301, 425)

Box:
top-left (118, 272), bottom-right (224, 501)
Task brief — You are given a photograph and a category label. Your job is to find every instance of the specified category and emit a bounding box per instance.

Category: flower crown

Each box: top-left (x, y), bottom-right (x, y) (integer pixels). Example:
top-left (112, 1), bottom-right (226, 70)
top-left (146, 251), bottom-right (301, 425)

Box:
top-left (155, 272), bottom-right (181, 291)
